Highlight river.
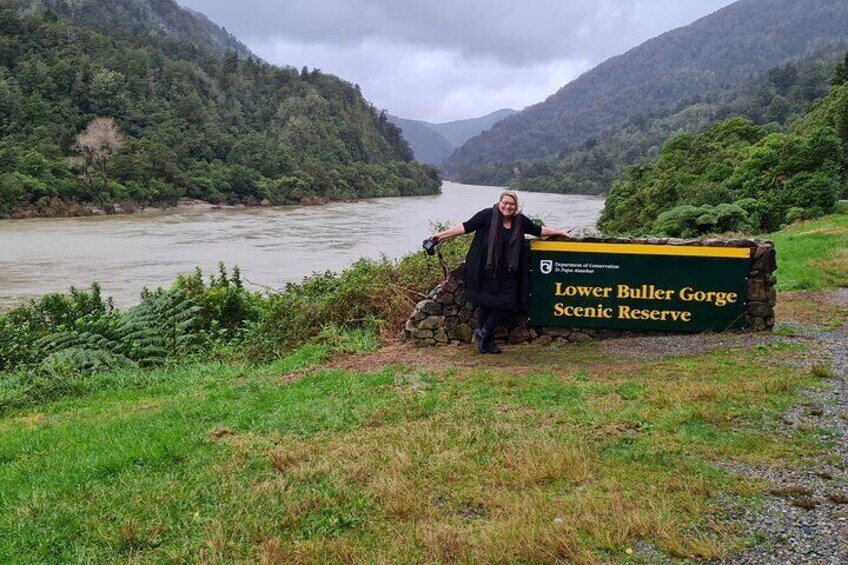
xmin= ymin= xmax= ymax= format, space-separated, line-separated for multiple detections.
xmin=0 ymin=182 xmax=605 ymax=310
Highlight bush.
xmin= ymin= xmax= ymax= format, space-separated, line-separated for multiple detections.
xmin=242 ymin=232 xmax=469 ymax=362
xmin=0 ymin=265 xmax=264 ymax=376
xmin=653 ymin=201 xmax=755 ymax=237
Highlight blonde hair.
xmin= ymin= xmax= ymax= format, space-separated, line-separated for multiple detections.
xmin=498 ymin=190 xmax=519 ymax=210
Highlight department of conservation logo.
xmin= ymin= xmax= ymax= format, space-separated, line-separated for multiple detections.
xmin=539 ymin=260 xmax=553 ymax=275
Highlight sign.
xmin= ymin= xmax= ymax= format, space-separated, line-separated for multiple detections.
xmin=528 ymin=241 xmax=751 ymax=332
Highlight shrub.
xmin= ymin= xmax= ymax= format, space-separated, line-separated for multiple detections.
xmin=242 ymin=232 xmax=469 ymax=362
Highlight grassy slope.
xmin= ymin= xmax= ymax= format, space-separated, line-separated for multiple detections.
xmin=770 ymin=205 xmax=848 ymax=291
xmin=1 ymin=212 xmax=846 ymax=563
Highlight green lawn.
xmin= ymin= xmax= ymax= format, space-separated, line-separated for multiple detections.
xmin=770 ymin=206 xmax=848 ymax=291
xmin=0 ymin=341 xmax=824 ymax=563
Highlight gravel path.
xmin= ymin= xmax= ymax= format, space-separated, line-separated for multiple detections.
xmin=711 ymin=291 xmax=848 ymax=565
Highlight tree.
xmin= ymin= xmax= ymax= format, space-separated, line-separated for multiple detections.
xmin=71 ymin=117 xmax=123 ymax=196
xmin=831 ymin=52 xmax=848 ymax=86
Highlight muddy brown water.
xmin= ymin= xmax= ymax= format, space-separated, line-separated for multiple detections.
xmin=0 ymin=182 xmax=604 ymax=310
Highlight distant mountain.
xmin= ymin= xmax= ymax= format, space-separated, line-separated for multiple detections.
xmin=388 ymin=109 xmax=517 ymax=166
xmin=386 ymin=116 xmax=455 ymax=166
xmin=431 ymin=109 xmax=518 ymax=148
xmin=444 ymin=0 xmax=848 ymax=186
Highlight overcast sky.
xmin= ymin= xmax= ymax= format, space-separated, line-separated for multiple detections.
xmin=178 ymin=0 xmax=736 ymax=123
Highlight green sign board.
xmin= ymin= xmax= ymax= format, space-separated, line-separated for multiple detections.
xmin=528 ymin=241 xmax=751 ymax=332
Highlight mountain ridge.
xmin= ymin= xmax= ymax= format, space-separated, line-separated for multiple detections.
xmin=444 ymin=0 xmax=848 ymax=184
xmin=12 ymin=0 xmax=255 ymax=59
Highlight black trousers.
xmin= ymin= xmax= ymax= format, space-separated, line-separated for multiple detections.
xmin=477 ymin=306 xmax=512 ymax=332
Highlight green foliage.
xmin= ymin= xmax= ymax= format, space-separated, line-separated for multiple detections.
xmin=0 ymin=3 xmax=439 ymax=217
xmin=653 ymin=202 xmax=756 ymax=238
xmin=242 ymin=233 xmax=469 ymax=362
xmin=0 ymin=263 xmax=264 ymax=376
xmin=600 ymin=107 xmax=845 ymax=234
xmin=831 ymin=51 xmax=848 ymax=86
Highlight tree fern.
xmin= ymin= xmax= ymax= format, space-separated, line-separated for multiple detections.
xmin=122 ymin=289 xmax=203 ymax=362
xmin=31 ymin=288 xmax=205 ymax=374
xmin=36 ymin=330 xmax=133 ymax=374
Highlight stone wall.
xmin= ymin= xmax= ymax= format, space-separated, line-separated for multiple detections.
xmin=403 ymin=237 xmax=777 ymax=347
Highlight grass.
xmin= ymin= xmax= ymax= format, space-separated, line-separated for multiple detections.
xmin=0 ymin=341 xmax=824 ymax=563
xmin=1 ymin=208 xmax=846 ymax=563
xmin=770 ymin=207 xmax=848 ymax=291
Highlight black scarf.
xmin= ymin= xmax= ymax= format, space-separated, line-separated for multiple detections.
xmin=485 ymin=204 xmax=523 ymax=274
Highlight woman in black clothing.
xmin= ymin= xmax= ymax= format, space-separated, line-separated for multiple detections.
xmin=431 ymin=191 xmax=571 ymax=354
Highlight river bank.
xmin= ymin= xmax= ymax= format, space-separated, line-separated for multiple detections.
xmin=1 ymin=193 xmax=376 ymax=221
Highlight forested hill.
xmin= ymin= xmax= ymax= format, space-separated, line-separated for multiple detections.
xmin=501 ymin=47 xmax=845 ymax=195
xmin=11 ymin=0 xmax=254 ymax=59
xmin=598 ymin=52 xmax=848 ymax=237
xmin=443 ymin=0 xmax=848 ymax=185
xmin=0 ymin=1 xmax=440 ymax=218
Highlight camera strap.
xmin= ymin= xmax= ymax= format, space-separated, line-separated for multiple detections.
xmin=436 ymin=247 xmax=448 ymax=283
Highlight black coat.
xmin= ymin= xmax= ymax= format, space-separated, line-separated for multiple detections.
xmin=462 ymin=208 xmax=542 ymax=311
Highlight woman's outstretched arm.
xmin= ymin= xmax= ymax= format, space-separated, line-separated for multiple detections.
xmin=432 ymin=223 xmax=466 ymax=242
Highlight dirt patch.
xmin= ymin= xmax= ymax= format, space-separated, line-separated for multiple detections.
xmin=327 ymin=333 xmax=774 ymax=375
xmin=9 ymin=412 xmax=48 ymax=428
xmin=325 ymin=290 xmax=847 ymax=374
xmin=776 ymin=289 xmax=848 ymax=329
xmin=327 ymin=341 xmax=479 ymax=373
xmin=595 ymin=331 xmax=779 ymax=363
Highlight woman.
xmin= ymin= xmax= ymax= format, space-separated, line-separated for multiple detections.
xmin=432 ymin=191 xmax=571 ymax=354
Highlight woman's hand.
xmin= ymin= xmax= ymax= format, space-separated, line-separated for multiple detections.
xmin=541 ymin=226 xmax=573 ymax=238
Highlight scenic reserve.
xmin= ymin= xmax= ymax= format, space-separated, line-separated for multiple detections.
xmin=1 ymin=0 xmax=848 ymax=563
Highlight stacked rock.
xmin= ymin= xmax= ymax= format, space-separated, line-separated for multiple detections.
xmin=403 ymin=237 xmax=777 ymax=347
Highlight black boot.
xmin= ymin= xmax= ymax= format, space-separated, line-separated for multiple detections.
xmin=483 ymin=331 xmax=502 ymax=354
xmin=474 ymin=328 xmax=488 ymax=354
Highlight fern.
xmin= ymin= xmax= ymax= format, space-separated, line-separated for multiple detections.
xmin=122 ymin=289 xmax=203 ymax=362
xmin=36 ymin=330 xmax=133 ymax=374
xmin=41 ymin=346 xmax=134 ymax=374
xmin=30 ymin=288 xmax=205 ymax=374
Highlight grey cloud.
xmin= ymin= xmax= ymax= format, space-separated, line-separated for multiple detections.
xmin=181 ymin=0 xmax=735 ymax=65
xmin=177 ymin=0 xmax=737 ymax=121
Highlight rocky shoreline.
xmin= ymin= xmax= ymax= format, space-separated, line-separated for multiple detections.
xmin=1 ymin=195 xmax=345 ymax=220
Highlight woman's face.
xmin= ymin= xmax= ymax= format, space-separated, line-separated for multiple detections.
xmin=498 ymin=195 xmax=517 ymax=217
